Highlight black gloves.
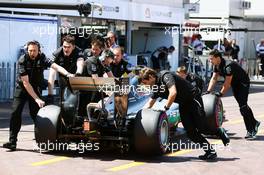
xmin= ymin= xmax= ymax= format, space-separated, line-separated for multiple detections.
xmin=202 ymin=91 xmax=223 ymax=97
xmin=202 ymin=91 xmax=211 ymax=95
xmin=46 ymin=94 xmax=54 ymax=104
xmin=215 ymin=91 xmax=223 ymax=97
xmin=75 ymin=73 xmax=82 ymax=77
xmin=164 ymin=105 xmax=170 ymax=111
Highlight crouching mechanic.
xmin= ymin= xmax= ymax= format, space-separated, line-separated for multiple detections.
xmin=176 ymin=66 xmax=230 ymax=146
xmin=3 ymin=41 xmax=77 ymax=151
xmin=139 ymin=68 xmax=217 ymax=160
xmin=176 ymin=66 xmax=204 ymax=105
xmin=207 ymin=49 xmax=260 ymax=139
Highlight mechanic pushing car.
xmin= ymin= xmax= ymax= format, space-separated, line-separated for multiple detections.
xmin=3 ymin=40 xmax=80 ymax=151
xmin=206 ymin=49 xmax=260 ymax=139
xmin=139 ymin=68 xmax=217 ymax=160
xmin=83 ymin=39 xmax=114 ymax=78
xmin=176 ymin=66 xmax=204 ymax=106
xmin=48 ymin=35 xmax=84 ymax=101
xmin=176 ymin=66 xmax=230 ymax=146
xmin=110 ymin=46 xmax=131 ymax=77
xmin=78 ymin=39 xmax=114 ymax=117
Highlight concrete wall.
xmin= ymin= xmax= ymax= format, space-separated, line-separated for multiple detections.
xmin=26 ymin=0 xmax=183 ymax=8
xmin=190 ymin=0 xmax=244 ymax=18
xmin=190 ymin=0 xmax=229 ymax=18
xmin=132 ymin=0 xmax=183 ymax=8
xmin=244 ymin=20 xmax=264 ymax=59
xmin=245 ymin=0 xmax=264 ymax=17
xmin=229 ymin=0 xmax=244 ymax=17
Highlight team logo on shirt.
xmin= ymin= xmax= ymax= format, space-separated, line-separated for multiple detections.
xmin=225 ymin=66 xmax=232 ymax=74
xmin=91 ymin=64 xmax=97 ymax=72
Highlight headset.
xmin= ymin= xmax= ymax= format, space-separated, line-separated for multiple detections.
xmin=26 ymin=40 xmax=41 ymax=53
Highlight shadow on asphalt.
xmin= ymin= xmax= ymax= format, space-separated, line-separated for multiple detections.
xmin=0 ymin=116 xmax=34 ymax=129
xmin=227 ymin=132 xmax=244 ymax=140
xmin=0 ymin=101 xmax=35 ymax=129
xmin=246 ymin=135 xmax=264 ymax=141
xmin=46 ymin=149 xmax=240 ymax=163
xmin=204 ymin=132 xmax=243 ymax=141
xmin=0 ymin=144 xmax=240 ymax=163
xmin=0 ymin=135 xmax=241 ymax=164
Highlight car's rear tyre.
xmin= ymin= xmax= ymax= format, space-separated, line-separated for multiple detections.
xmin=133 ymin=109 xmax=169 ymax=155
xmin=35 ymin=105 xmax=61 ymax=150
xmin=200 ymin=93 xmax=223 ymax=135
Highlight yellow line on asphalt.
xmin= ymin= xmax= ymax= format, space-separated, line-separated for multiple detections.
xmin=106 ymin=114 xmax=264 ymax=172
xmin=30 ymin=115 xmax=264 ymax=168
xmin=227 ymin=119 xmax=244 ymax=125
xmin=107 ymin=140 xmax=223 ymax=172
xmin=211 ymin=140 xmax=223 ymax=144
xmin=166 ymin=149 xmax=193 ymax=157
xmin=31 ymin=156 xmax=70 ymax=166
xmin=107 ymin=121 xmax=264 ymax=172
xmin=106 ymin=127 xmax=264 ymax=172
xmin=166 ymin=140 xmax=222 ymax=157
xmin=226 ymin=115 xmax=264 ymax=125
xmin=107 ymin=162 xmax=145 ymax=172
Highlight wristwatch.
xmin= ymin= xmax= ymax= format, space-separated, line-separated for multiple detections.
xmin=164 ymin=105 xmax=170 ymax=111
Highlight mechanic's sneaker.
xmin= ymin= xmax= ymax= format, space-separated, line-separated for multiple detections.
xmin=199 ymin=151 xmax=217 ymax=160
xmin=253 ymin=121 xmax=261 ymax=137
xmin=3 ymin=142 xmax=16 ymax=151
xmin=245 ymin=131 xmax=256 ymax=140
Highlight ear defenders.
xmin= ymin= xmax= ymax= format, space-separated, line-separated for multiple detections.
xmin=26 ymin=40 xmax=41 ymax=53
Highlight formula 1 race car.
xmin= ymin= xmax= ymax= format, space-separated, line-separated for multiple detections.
xmin=35 ymin=76 xmax=224 ymax=155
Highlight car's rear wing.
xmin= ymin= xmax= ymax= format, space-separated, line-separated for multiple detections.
xmin=69 ymin=77 xmax=114 ymax=91
xmin=68 ymin=77 xmax=129 ymax=92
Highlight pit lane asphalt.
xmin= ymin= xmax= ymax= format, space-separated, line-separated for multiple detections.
xmin=0 ymin=84 xmax=264 ymax=175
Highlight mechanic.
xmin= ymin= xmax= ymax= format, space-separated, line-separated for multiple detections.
xmin=139 ymin=68 xmax=217 ymax=160
xmin=78 ymin=39 xmax=114 ymax=117
xmin=176 ymin=66 xmax=204 ymax=103
xmin=176 ymin=66 xmax=230 ymax=146
xmin=83 ymin=39 xmax=113 ymax=78
xmin=207 ymin=49 xmax=260 ymax=139
xmin=48 ymin=35 xmax=84 ymax=100
xmin=150 ymin=46 xmax=167 ymax=72
xmin=110 ymin=47 xmax=131 ymax=77
xmin=3 ymin=41 xmax=76 ymax=151
xmin=151 ymin=46 xmax=174 ymax=72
